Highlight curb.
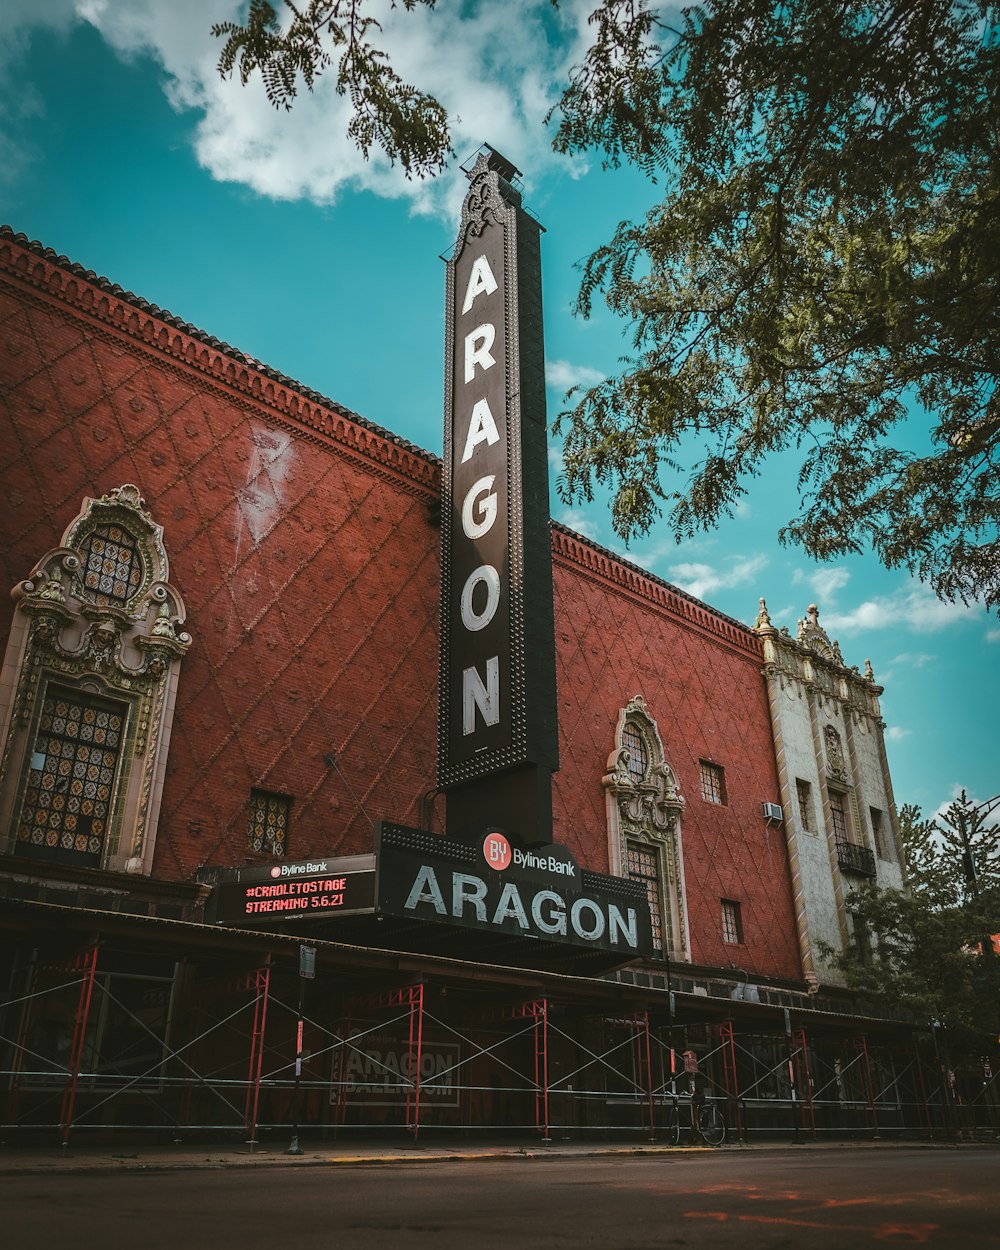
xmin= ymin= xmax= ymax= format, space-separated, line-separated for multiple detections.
xmin=0 ymin=1138 xmax=990 ymax=1178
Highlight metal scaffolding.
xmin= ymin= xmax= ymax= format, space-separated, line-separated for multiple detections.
xmin=0 ymin=908 xmax=970 ymax=1147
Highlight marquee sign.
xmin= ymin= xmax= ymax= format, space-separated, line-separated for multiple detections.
xmin=210 ymin=854 xmax=375 ymax=925
xmin=375 ymin=823 xmax=653 ymax=961
xmin=438 ymin=147 xmax=558 ymax=841
xmin=206 ymin=833 xmax=650 ymax=965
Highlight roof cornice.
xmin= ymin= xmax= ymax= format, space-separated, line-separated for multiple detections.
xmin=1 ymin=227 xmax=764 ymax=653
xmin=551 ymin=523 xmax=762 ymax=659
xmin=0 ymin=226 xmax=440 ymax=495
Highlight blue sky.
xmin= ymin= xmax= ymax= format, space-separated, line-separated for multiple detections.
xmin=2 ymin=1 xmax=996 ymax=823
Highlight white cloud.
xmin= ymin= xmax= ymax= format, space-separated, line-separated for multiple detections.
xmin=5 ymin=0 xmax=592 ymax=217
xmin=809 ymin=567 xmax=851 ymax=601
xmin=0 ymin=0 xmax=78 ymax=60
xmin=790 ymin=565 xmax=850 ymax=602
xmin=987 ymin=628 xmax=1000 ymax=644
xmin=877 ymin=650 xmax=936 ymax=683
xmin=557 ymin=506 xmax=601 ymax=541
xmin=0 ymin=0 xmax=80 ymax=186
xmin=884 ymin=726 xmax=912 ymax=743
xmin=823 ymin=585 xmax=983 ymax=636
xmin=889 ymin=651 xmax=935 ymax=669
xmin=668 ymin=553 xmax=768 ymax=602
xmin=930 ymin=786 xmax=1000 ymax=825
xmin=546 ymin=359 xmax=605 ymax=394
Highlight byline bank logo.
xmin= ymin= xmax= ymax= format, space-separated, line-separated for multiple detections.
xmin=483 ymin=831 xmax=512 ymax=871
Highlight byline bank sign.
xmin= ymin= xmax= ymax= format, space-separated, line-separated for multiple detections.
xmin=376 ymin=823 xmax=653 ymax=959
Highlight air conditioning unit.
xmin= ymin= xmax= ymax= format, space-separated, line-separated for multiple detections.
xmin=761 ymin=802 xmax=784 ymax=823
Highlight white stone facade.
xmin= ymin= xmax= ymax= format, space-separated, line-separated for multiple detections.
xmin=754 ymin=600 xmax=905 ymax=988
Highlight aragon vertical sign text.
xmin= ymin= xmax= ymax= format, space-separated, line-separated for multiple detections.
xmin=438 ymin=148 xmax=559 ymax=840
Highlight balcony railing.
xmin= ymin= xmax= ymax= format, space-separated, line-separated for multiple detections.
xmin=835 ymin=838 xmax=876 ymax=877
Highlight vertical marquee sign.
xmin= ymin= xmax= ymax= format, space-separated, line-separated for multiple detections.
xmin=439 ymin=147 xmax=559 ymax=845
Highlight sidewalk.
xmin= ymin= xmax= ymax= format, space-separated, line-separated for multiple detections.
xmin=0 ymin=1135 xmax=989 ymax=1176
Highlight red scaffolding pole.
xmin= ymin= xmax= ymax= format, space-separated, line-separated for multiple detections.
xmin=532 ymin=999 xmax=549 ymax=1141
xmin=243 ymin=963 xmax=272 ymax=1144
xmin=59 ymin=945 xmax=99 ymax=1148
xmin=342 ymin=982 xmax=427 ymax=1140
xmin=632 ymin=1012 xmax=655 ymax=1142
xmin=856 ymin=1034 xmax=880 ymax=1140
xmin=466 ymin=997 xmax=549 ymax=1137
xmin=792 ymin=1027 xmax=816 ymax=1138
xmin=406 ymin=983 xmax=424 ymax=1142
xmin=717 ymin=1021 xmax=744 ymax=1141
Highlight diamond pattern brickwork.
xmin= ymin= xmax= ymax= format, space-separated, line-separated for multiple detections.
xmin=551 ymin=561 xmax=802 ymax=982
xmin=1 ymin=235 xmax=802 ymax=986
xmin=0 ymin=275 xmax=441 ymax=881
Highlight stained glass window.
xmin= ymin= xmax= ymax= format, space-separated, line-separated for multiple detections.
xmin=247 ymin=790 xmax=290 ymax=857
xmin=80 ymin=524 xmax=144 ymax=606
xmin=626 ymin=840 xmax=664 ymax=952
xmin=17 ymin=687 xmax=125 ymax=864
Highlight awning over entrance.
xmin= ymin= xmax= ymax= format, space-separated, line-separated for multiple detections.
xmin=203 ymin=823 xmax=655 ymax=976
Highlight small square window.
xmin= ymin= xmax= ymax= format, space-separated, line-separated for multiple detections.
xmin=721 ymin=899 xmax=744 ymax=944
xmin=796 ymin=778 xmax=814 ymax=832
xmin=700 ymin=761 xmax=726 ymax=805
xmin=247 ymin=790 xmax=291 ymax=858
xmin=870 ymin=807 xmax=888 ymax=859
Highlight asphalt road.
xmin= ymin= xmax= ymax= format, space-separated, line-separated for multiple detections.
xmin=4 ymin=1148 xmax=997 ymax=1250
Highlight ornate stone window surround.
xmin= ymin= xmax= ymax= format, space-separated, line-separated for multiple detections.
xmin=823 ymin=724 xmax=869 ymax=851
xmin=0 ymin=485 xmax=190 ymax=874
xmin=603 ymin=694 xmax=690 ymax=961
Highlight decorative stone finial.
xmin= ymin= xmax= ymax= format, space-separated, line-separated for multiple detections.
xmin=864 ymin=658 xmax=875 ymax=682
xmin=754 ymin=597 xmax=772 ymax=630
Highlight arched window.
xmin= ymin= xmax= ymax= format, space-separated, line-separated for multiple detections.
xmin=603 ymin=695 xmax=689 ymax=960
xmin=0 ymin=485 xmax=190 ymax=873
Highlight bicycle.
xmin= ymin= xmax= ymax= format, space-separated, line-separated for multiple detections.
xmin=665 ymin=1094 xmax=726 ymax=1146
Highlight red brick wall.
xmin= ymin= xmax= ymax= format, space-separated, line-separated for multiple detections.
xmin=0 ymin=253 xmax=442 ymax=881
xmin=0 ymin=233 xmax=800 ymax=981
xmin=551 ymin=540 xmax=801 ymax=981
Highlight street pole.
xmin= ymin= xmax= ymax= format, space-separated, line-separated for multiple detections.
xmin=957 ymin=796 xmax=979 ymax=899
xmin=288 ymin=944 xmax=315 ymax=1155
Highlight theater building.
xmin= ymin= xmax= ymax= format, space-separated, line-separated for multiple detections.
xmin=0 ymin=154 xmax=934 ymax=1147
